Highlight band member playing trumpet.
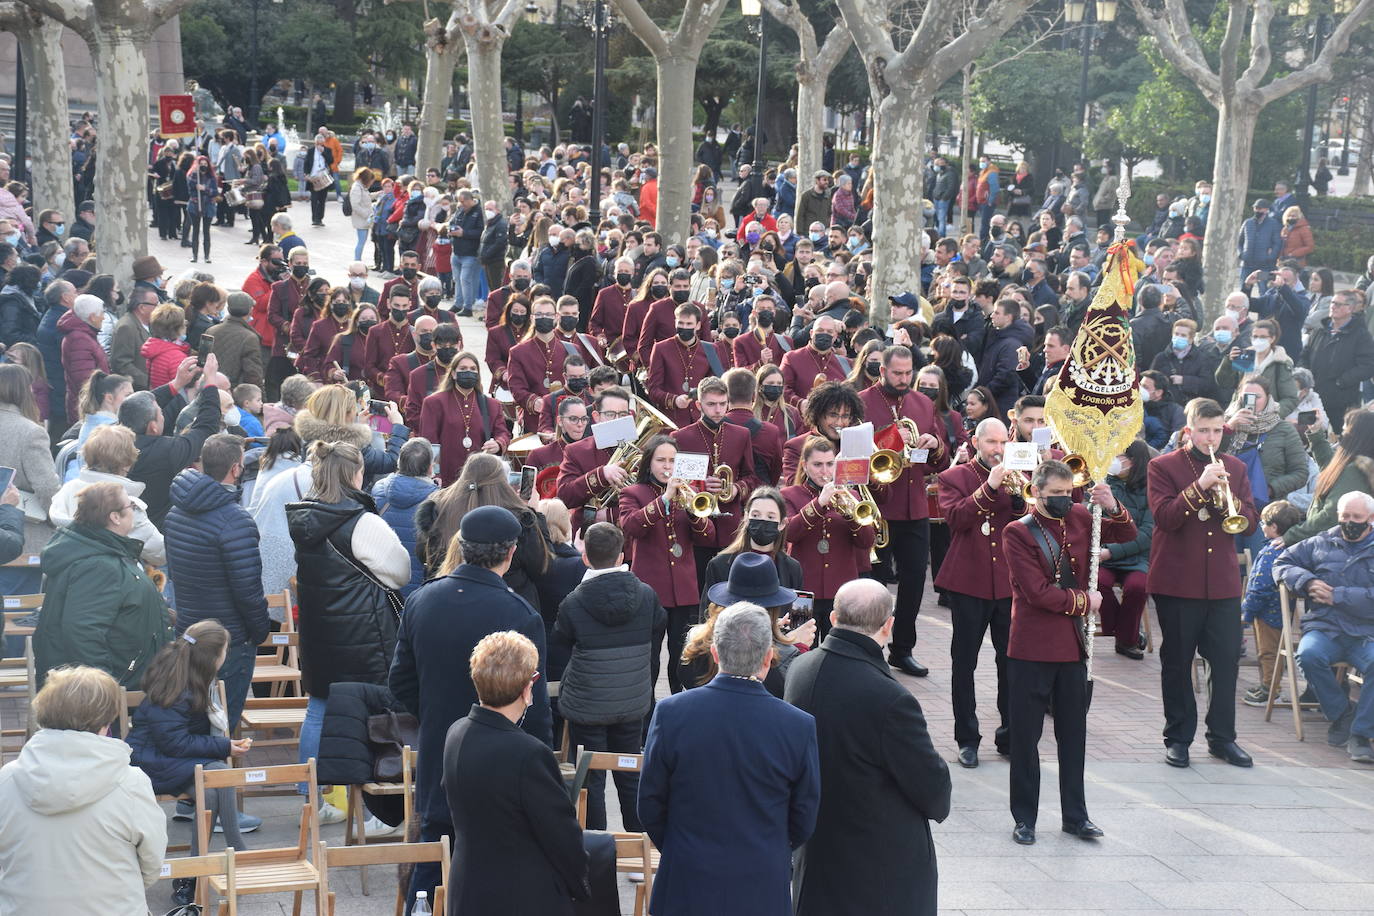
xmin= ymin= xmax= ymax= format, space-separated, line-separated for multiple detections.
xmin=1004 ymin=461 xmax=1136 ymax=845
xmin=935 ymin=418 xmax=1020 ymax=768
xmin=781 ymin=382 xmax=865 ymax=483
xmin=671 ymin=377 xmax=760 ymax=586
xmin=526 ymin=396 xmax=589 ymax=475
xmin=619 ymin=435 xmax=715 ymax=694
xmin=648 ymin=303 xmax=713 ymax=427
xmin=859 ymin=345 xmax=950 ymax=678
xmin=782 ymin=437 xmax=876 ymax=640
xmin=556 ymin=386 xmax=635 ymax=525
xmin=780 ymin=316 xmax=850 ymax=409
xmin=417 ymin=351 xmax=510 ymax=485
xmin=1148 ymin=397 xmax=1259 ymax=770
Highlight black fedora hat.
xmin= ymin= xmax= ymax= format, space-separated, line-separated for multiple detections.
xmin=707 ymin=552 xmax=796 ymax=609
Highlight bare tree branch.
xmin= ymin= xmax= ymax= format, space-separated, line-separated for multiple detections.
xmin=1214 ymin=0 xmax=1246 ymax=92
xmin=1237 ymin=0 xmax=1275 ymax=92
xmin=1130 ymin=0 xmax=1220 ymax=102
xmin=974 ymin=11 xmax=1064 ymax=73
xmin=608 ymin=0 xmax=670 ymax=57
xmin=814 ymin=12 xmax=852 ymax=74
xmin=13 ymin=0 xmax=94 ymax=37
xmin=1258 ymin=0 xmax=1374 ymax=103
xmin=834 ymin=0 xmax=896 ymax=63
xmin=761 ymin=0 xmax=817 ymax=60
xmin=926 ymin=0 xmax=1036 ymax=86
xmin=891 ymin=0 xmax=955 ymax=79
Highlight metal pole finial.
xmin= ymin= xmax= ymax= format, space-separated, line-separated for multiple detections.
xmin=1112 ymin=171 xmax=1131 ymax=243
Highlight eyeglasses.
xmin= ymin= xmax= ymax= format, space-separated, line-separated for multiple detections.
xmin=116 ymin=503 xmax=134 ymax=513
xmin=530 ymin=671 xmax=541 ymax=685
xmin=564 ymin=415 xmax=590 ymax=424
xmin=598 ymin=410 xmax=632 ymax=420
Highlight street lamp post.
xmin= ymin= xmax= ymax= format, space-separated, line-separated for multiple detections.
xmin=1291 ymin=0 xmax=1342 ymax=198
xmin=1064 ymin=0 xmax=1117 ymax=164
xmin=588 ymin=0 xmax=609 ymax=223
xmin=248 ymin=0 xmax=260 ymax=127
xmin=14 ymin=54 xmax=26 ymax=185
xmin=741 ymin=0 xmax=766 ymax=174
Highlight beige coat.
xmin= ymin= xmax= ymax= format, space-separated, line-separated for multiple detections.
xmin=0 ymin=403 xmax=61 ymax=553
xmin=108 ymin=313 xmax=150 ymax=391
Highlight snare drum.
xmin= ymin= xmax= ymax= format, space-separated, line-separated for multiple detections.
xmin=224 ymin=185 xmax=246 ymax=208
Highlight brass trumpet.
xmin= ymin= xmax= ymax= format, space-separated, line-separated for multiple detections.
xmin=870 ymin=418 xmax=923 ymax=484
xmin=676 ymin=482 xmax=718 ymax=518
xmin=1206 ymin=446 xmax=1249 ymax=535
xmin=1063 ymin=453 xmax=1093 ymax=488
xmin=833 ymin=487 xmax=878 ymax=525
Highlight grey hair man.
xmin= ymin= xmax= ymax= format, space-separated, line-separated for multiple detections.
xmin=785 ymin=579 xmax=951 ymax=916
xmin=639 ymin=601 xmax=820 ymax=915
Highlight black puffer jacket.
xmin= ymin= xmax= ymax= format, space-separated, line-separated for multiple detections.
xmin=551 ymin=569 xmax=665 ymax=726
xmin=286 ymin=493 xmax=399 ymax=699
xmin=318 ymin=681 xmax=408 ymax=826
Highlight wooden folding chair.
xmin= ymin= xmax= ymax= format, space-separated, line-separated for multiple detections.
xmin=161 ymin=849 xmax=239 ymax=916
xmin=0 ymin=638 xmax=36 ymax=753
xmin=194 ymin=759 xmax=324 ymax=915
xmin=318 ymin=835 xmax=450 ymax=916
xmin=345 ymin=745 xmax=416 ymax=894
xmin=1265 ymin=585 xmax=1321 ymax=740
xmin=1 ymin=593 xmax=42 ymax=635
xmin=254 ymin=592 xmax=302 ymax=697
xmin=1 ymin=554 xmax=40 ymax=569
xmin=610 ymin=831 xmax=659 ymax=916
xmin=238 ymin=695 xmax=308 ymax=750
xmin=570 ymin=750 xmax=642 ymax=830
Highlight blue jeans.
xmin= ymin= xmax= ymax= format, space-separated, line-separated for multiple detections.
xmin=978 ymin=204 xmax=997 ymax=242
xmin=1297 ymin=629 xmax=1374 ymax=739
xmin=297 ymin=695 xmax=329 ymax=796
xmin=218 ymin=642 xmax=258 ymax=736
xmin=354 ymin=228 xmax=368 ymax=261
xmin=452 ymin=254 xmax=480 ymax=310
xmin=935 ymin=199 xmax=951 ymax=236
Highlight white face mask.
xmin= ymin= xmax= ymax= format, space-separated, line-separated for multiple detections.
xmin=1108 ymin=457 xmax=1125 ymax=477
xmin=223 ymin=406 xmax=242 ymax=427
xmin=1226 ymin=309 xmax=1245 ymax=323
xmin=1252 ymin=337 xmax=1272 ymax=353
xmin=349 ymin=276 xmax=366 ymax=290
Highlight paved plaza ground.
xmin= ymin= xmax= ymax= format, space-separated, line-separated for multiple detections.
xmin=1 ymin=210 xmax=1369 ymax=915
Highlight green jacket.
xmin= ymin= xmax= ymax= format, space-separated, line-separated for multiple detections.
xmin=1103 ymin=476 xmax=1152 ymax=573
xmin=35 ymin=523 xmax=171 ymax=688
xmin=1283 ymin=437 xmax=1374 ymax=546
xmin=1214 ymin=347 xmax=1299 ymax=418
xmin=1234 ymin=418 xmax=1309 ymax=503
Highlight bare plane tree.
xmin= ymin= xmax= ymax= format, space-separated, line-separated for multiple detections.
xmin=0 ymin=3 xmax=73 ymax=215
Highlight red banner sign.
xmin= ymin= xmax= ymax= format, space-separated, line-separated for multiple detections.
xmin=158 ymin=95 xmax=196 ymax=138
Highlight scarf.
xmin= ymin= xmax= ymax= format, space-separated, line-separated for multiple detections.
xmin=1230 ymin=401 xmax=1281 ymax=452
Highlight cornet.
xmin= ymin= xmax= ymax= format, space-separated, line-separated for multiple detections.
xmin=676 ymin=482 xmax=718 ymax=519
xmin=1206 ymin=446 xmax=1249 ymax=534
xmin=870 ymin=418 xmax=923 ymax=484
xmin=1062 ymin=453 xmax=1093 ymax=488
xmin=832 ymin=487 xmax=878 ymax=525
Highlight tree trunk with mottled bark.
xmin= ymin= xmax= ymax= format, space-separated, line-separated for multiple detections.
xmin=1202 ymin=98 xmax=1258 ymax=311
xmin=418 ymin=15 xmax=462 ymax=175
xmin=868 ymin=87 xmax=931 ymax=326
xmin=87 ymin=25 xmax=152 ymax=291
xmin=0 ymin=7 xmax=73 ymax=214
xmin=463 ymin=27 xmax=508 ymax=211
xmin=654 ymin=55 xmax=697 ymax=244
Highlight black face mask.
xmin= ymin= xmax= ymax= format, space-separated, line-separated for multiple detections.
xmin=813 ymin=333 xmax=833 ymax=351
xmin=671 ymin=289 xmax=691 ymax=304
xmin=616 ymin=272 xmax=633 ymax=287
xmin=865 ymin=361 xmax=881 ymax=377
xmin=291 ymin=264 xmax=310 ymax=279
xmin=755 ymin=310 xmax=774 ymax=328
xmin=436 ymin=346 xmax=458 ymax=364
xmin=401 ymin=267 xmax=418 ymax=281
xmin=357 ymin=320 xmax=378 ymax=334
xmin=509 ymin=312 xmax=528 ymax=326
xmin=534 ymin=316 xmax=556 ymax=334
xmin=418 ymin=333 xmax=434 ymax=350
xmin=761 ymin=384 xmax=784 ymax=401
xmin=917 ymin=386 xmax=940 ymax=401
xmin=702 ymin=414 xmax=722 ymax=430
xmin=676 ymin=327 xmax=696 ymax=343
xmin=453 ymin=370 xmax=480 ymax=390
xmin=747 ymin=518 xmax=779 ymax=545
xmin=424 ymin=296 xmax=441 ymax=309
xmin=804 ymin=276 xmax=820 ymax=290
xmin=389 ymin=308 xmax=408 ymax=323
xmin=512 ymin=277 xmax=532 ymax=292
xmin=1341 ymin=520 xmax=1370 ymax=541
xmin=330 ymin=303 xmax=350 ymax=318
xmin=649 ymin=284 xmax=669 ymax=300
xmin=566 ymin=376 xmax=588 ymax=393
xmin=723 ymin=326 xmax=741 ymax=339
xmin=1041 ymin=495 xmax=1073 ymax=519
xmin=559 ymin=315 xmax=578 ymax=332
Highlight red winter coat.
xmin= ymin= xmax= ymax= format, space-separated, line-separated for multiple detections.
xmin=58 ymin=308 xmax=109 ymax=420
xmin=141 ymin=336 xmax=191 ymax=390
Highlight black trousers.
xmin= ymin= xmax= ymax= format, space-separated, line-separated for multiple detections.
xmin=309 ymin=183 xmax=329 ymax=224
xmin=1008 ymin=657 xmax=1088 ymax=829
xmin=567 ymin=717 xmax=644 ymax=831
xmin=879 ymin=518 xmax=930 ymax=657
xmin=187 ymin=212 xmax=212 ymax=258
xmin=949 ymin=591 xmax=1012 ymax=751
xmin=1154 ymin=595 xmax=1241 ymax=746
xmin=248 ymin=206 xmax=270 ymax=243
xmin=651 ymin=604 xmax=697 ymax=695
xmin=264 ymin=352 xmax=294 ymax=402
xmin=929 ymin=521 xmax=951 ymax=590
xmin=811 ymin=597 xmax=835 ymax=644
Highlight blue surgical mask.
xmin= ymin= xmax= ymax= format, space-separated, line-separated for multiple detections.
xmin=809 ymin=231 xmax=823 ymax=243
xmin=847 ymin=237 xmax=861 ymax=250
xmin=1172 ymin=335 xmax=1189 ymax=351
xmin=1200 ymin=194 xmax=1211 ymax=204
xmin=1144 ymin=253 xmax=1155 ymax=266
xmin=720 ymin=278 xmax=735 ymax=291
xmin=53 ymin=224 xmax=65 ymax=237
xmin=1214 ymin=329 xmax=1233 ymax=346
xmin=4 ymin=233 xmax=18 ymax=246
xmin=410 ymin=190 xmax=421 ymax=199
xmin=362 ymin=142 xmax=376 ymax=151
xmin=665 ymin=256 xmax=680 ymax=268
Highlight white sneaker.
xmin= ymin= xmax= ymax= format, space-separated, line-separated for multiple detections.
xmin=318 ymin=802 xmax=347 ymax=825
xmin=627 ymin=872 xmax=644 ymax=883
xmin=363 ymin=815 xmax=399 ymax=839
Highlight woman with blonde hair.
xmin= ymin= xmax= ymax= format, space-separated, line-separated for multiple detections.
xmin=140 ymin=303 xmax=190 ymax=390
xmin=418 ymin=350 xmax=511 ymax=484
xmin=523 ymin=213 xmax=553 ymax=263
xmin=349 ymin=166 xmax=377 ymax=260
xmin=1280 ymin=205 xmax=1315 ymax=265
xmin=415 ymin=452 xmax=550 ymax=609
xmin=286 ymin=440 xmax=409 ymax=811
xmin=534 ymin=497 xmax=589 ymax=636
xmin=0 ymin=666 xmax=167 ymax=915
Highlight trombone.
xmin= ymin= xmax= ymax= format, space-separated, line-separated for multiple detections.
xmin=1206 ymin=446 xmax=1249 ymax=534
xmin=870 ymin=418 xmax=922 ymax=484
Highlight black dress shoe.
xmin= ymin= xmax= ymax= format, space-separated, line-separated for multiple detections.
xmin=888 ymin=654 xmax=929 ymax=677
xmin=1115 ymin=644 xmax=1145 ymax=660
xmin=171 ymin=877 xmax=195 ymax=906
xmin=1012 ymin=822 xmax=1036 ymax=845
xmin=1165 ymin=743 xmax=1190 ymax=768
xmin=1062 ymin=819 xmax=1104 ymax=839
xmin=957 ymin=746 xmax=978 ymax=768
xmin=1208 ymin=740 xmax=1254 ymax=767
